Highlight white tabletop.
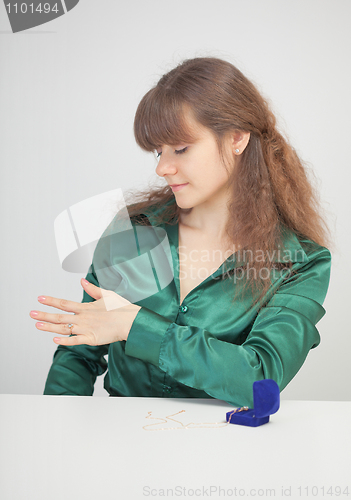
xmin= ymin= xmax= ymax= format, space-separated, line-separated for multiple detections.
xmin=0 ymin=395 xmax=350 ymax=500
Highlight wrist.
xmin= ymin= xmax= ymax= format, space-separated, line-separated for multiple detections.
xmin=123 ymin=305 xmax=142 ymax=341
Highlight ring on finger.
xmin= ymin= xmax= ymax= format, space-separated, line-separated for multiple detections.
xmin=66 ymin=323 xmax=74 ymax=335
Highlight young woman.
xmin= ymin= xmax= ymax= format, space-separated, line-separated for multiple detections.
xmin=32 ymin=57 xmax=331 ymax=407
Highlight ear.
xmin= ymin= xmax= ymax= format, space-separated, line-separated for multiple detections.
xmin=231 ymin=130 xmax=251 ymax=155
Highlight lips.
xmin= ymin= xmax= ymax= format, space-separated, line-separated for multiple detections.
xmin=170 ymin=183 xmax=188 ymax=192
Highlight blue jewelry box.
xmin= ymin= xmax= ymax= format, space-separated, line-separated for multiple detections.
xmin=226 ymin=379 xmax=280 ymax=427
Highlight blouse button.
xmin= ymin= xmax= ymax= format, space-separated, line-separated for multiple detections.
xmin=179 ymin=305 xmax=188 ymax=313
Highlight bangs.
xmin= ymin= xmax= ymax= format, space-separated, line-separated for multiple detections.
xmin=133 ymin=87 xmax=197 ymax=151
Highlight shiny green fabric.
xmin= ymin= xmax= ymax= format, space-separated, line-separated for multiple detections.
xmin=44 ymin=198 xmax=331 ymax=407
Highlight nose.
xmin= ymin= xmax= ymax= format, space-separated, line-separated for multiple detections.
xmin=155 ymin=152 xmax=178 ymax=179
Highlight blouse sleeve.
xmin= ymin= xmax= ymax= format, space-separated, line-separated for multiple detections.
xmin=43 ymin=260 xmax=109 ymax=396
xmin=125 ymin=246 xmax=331 ymax=407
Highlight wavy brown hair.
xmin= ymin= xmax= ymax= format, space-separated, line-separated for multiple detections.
xmin=123 ymin=57 xmax=330 ymax=305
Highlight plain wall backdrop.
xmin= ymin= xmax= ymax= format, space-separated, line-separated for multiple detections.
xmin=0 ymin=0 xmax=350 ymax=400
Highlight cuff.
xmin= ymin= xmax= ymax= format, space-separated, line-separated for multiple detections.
xmin=125 ymin=307 xmax=172 ymax=366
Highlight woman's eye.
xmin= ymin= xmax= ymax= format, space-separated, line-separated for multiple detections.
xmin=155 ymin=147 xmax=188 ymax=158
xmin=175 ymin=147 xmax=188 ymax=155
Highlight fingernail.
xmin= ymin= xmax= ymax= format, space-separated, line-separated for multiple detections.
xmin=37 ymin=322 xmax=44 ymax=327
xmin=54 ymin=337 xmax=61 ymax=343
xmin=30 ymin=311 xmax=38 ymax=316
xmin=82 ymin=279 xmax=89 ymax=285
xmin=38 ymin=296 xmax=46 ymax=302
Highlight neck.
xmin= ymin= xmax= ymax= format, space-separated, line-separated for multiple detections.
xmin=179 ymin=199 xmax=231 ymax=243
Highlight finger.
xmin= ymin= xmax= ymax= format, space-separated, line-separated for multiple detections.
xmin=30 ymin=310 xmax=78 ymax=326
xmin=37 ymin=295 xmax=84 ymax=313
xmin=53 ymin=334 xmax=89 ymax=347
xmin=35 ymin=321 xmax=82 ymax=336
xmin=81 ymin=278 xmax=104 ymax=300
xmin=81 ymin=279 xmax=132 ymax=310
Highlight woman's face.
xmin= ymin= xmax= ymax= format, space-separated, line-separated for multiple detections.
xmin=155 ymin=110 xmax=235 ymax=211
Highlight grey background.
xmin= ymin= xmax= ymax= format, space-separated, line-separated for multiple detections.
xmin=0 ymin=0 xmax=350 ymax=400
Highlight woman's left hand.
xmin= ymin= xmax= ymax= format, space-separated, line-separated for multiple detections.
xmin=30 ymin=278 xmax=142 ymax=346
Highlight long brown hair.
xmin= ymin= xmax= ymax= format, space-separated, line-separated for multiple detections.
xmin=124 ymin=57 xmax=331 ymax=305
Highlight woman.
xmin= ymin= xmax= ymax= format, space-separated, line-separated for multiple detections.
xmin=32 ymin=57 xmax=331 ymax=407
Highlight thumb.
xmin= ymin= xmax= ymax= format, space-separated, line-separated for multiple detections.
xmin=81 ymin=278 xmax=103 ymax=299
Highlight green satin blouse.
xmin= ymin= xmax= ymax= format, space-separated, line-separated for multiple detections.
xmin=43 ymin=198 xmax=331 ymax=407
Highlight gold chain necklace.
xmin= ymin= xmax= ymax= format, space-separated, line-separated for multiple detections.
xmin=142 ymin=407 xmax=249 ymax=431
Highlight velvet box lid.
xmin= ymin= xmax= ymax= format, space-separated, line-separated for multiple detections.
xmin=226 ymin=379 xmax=280 ymax=427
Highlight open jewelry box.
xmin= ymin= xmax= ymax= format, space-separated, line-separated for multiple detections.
xmin=226 ymin=379 xmax=280 ymax=427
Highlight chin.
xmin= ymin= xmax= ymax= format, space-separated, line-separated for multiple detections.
xmin=175 ymin=199 xmax=194 ymax=210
